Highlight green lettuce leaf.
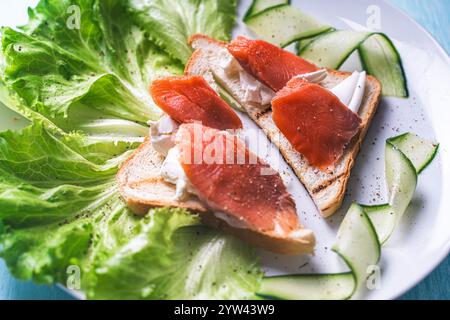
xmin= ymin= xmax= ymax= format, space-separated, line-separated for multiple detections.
xmin=129 ymin=0 xmax=238 ymax=63
xmin=0 ymin=121 xmax=261 ymax=299
xmin=87 ymin=218 xmax=261 ymax=300
xmin=0 ymin=0 xmax=260 ymax=300
xmin=1 ymin=0 xmax=183 ymax=137
xmin=0 ymin=120 xmax=130 ymax=282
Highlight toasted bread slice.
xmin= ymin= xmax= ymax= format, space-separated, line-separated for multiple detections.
xmin=116 ymin=137 xmax=208 ymax=214
xmin=186 ymin=34 xmax=382 ymax=217
xmin=117 ymin=138 xmax=315 ymax=254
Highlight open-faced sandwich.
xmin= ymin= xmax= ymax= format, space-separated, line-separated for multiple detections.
xmin=117 ymin=75 xmax=315 ymax=255
xmin=118 ymin=35 xmax=381 ymax=254
xmin=117 ymin=33 xmax=382 ymax=255
xmin=185 ymin=35 xmax=382 ymax=217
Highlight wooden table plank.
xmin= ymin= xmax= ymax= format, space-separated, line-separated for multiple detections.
xmin=0 ymin=261 xmax=74 ymax=300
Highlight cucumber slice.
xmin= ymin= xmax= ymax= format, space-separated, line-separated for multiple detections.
xmin=243 ymin=2 xmax=408 ymax=97
xmin=359 ymin=34 xmax=408 ymax=97
xmin=363 ymin=143 xmax=418 ymax=244
xmin=244 ymin=0 xmax=289 ymax=21
xmin=299 ymin=31 xmax=408 ymax=98
xmin=332 ymin=203 xmax=381 ymax=291
xmin=299 ymin=30 xmax=373 ymax=69
xmin=385 ymin=141 xmax=418 ymax=233
xmin=362 ymin=204 xmax=395 ymax=245
xmin=362 ymin=142 xmax=417 ymax=245
xmin=257 ymin=273 xmax=354 ymax=300
xmin=387 ymin=133 xmax=439 ymax=174
xmin=295 ymin=29 xmax=336 ymax=53
xmin=244 ymin=4 xmax=332 ymax=47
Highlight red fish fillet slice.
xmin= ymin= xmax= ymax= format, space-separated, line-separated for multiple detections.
xmin=150 ymin=75 xmax=242 ymax=130
xmin=272 ymin=77 xmax=362 ymax=170
xmin=227 ymin=36 xmax=318 ymax=92
xmin=175 ymin=123 xmax=301 ymax=235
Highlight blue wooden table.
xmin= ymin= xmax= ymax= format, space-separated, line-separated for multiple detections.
xmin=0 ymin=0 xmax=449 ymax=300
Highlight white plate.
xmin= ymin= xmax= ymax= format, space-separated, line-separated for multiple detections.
xmin=1 ymin=0 xmax=449 ymax=300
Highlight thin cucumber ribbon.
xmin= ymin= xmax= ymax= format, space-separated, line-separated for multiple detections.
xmin=244 ymin=0 xmax=289 ymax=21
xmin=257 ymin=133 xmax=438 ymax=300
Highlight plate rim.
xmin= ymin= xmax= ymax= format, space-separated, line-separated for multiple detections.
xmin=1 ymin=0 xmax=450 ymax=301
xmin=379 ymin=0 xmax=450 ymax=300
